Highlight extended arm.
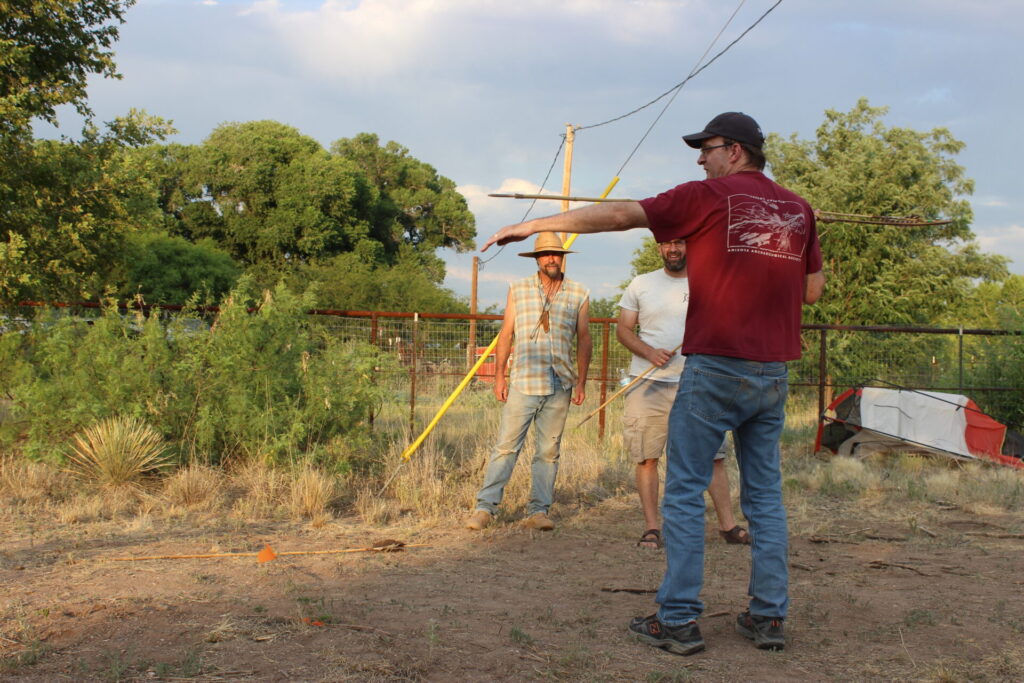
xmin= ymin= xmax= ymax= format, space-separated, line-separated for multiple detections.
xmin=493 ymin=289 xmax=516 ymax=402
xmin=572 ymin=299 xmax=592 ymax=406
xmin=482 ymin=202 xmax=649 ymax=251
xmin=616 ymin=307 xmax=674 ymax=368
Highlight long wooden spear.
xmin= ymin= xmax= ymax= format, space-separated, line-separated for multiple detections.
xmin=488 ymin=193 xmax=954 ymax=227
xmin=574 ymin=343 xmax=683 ymax=429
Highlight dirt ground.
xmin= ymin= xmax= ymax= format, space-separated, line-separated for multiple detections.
xmin=3 ymin=495 xmax=1024 ymax=682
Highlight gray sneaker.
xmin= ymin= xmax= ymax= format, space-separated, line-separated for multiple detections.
xmin=628 ymin=614 xmax=705 ymax=656
xmin=735 ymin=610 xmax=785 ymax=650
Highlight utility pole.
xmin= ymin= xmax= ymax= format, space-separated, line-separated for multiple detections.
xmin=560 ymin=123 xmax=576 ymax=270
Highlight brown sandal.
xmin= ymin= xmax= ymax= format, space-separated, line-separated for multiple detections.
xmin=720 ymin=526 xmax=751 ymax=545
xmin=637 ymin=529 xmax=663 ymax=549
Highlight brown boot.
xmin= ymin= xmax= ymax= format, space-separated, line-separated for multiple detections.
xmin=523 ymin=512 xmax=555 ymax=531
xmin=466 ymin=509 xmax=492 ymax=530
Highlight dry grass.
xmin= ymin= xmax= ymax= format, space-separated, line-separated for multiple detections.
xmin=353 ymin=485 xmax=400 ymax=525
xmin=390 ymin=448 xmax=458 ymax=519
xmin=162 ymin=464 xmax=225 ymax=510
xmin=0 ymin=457 xmax=68 ymax=504
xmin=54 ymin=488 xmax=139 ymax=524
xmin=288 ymin=466 xmax=338 ymax=520
xmin=65 ymin=416 xmax=171 ymax=490
xmin=3 ymin=385 xmax=1021 ymax=532
xmin=230 ymin=460 xmax=289 ymax=519
xmin=801 ymin=455 xmax=882 ymax=494
xmin=922 ymin=644 xmax=1024 ymax=681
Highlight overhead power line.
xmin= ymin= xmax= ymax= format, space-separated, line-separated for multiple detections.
xmin=496 ymin=0 xmax=783 ymax=243
xmin=578 ymin=0 xmax=783 ymax=134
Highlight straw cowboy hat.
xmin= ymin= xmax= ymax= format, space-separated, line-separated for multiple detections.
xmin=518 ymin=232 xmax=576 ymax=257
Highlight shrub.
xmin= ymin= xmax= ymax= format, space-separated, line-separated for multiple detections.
xmin=0 ymin=279 xmax=392 ymax=466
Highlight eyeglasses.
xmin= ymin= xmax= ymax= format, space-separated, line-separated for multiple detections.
xmin=699 ymin=142 xmax=735 ymax=154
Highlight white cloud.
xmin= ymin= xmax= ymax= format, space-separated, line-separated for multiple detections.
xmin=446 ymin=264 xmax=520 ymax=284
xmin=977 ymin=224 xmax=1024 ymax=250
xmin=975 ymin=223 xmax=1024 ymax=274
xmin=236 ymin=0 xmax=703 ymax=85
xmin=974 ymin=196 xmax=1008 ymax=208
xmin=914 ymin=87 xmax=952 ymax=105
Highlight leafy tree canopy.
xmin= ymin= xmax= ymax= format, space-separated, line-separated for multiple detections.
xmin=296 ymin=248 xmax=468 ymax=314
xmin=162 ymin=121 xmax=377 ymax=272
xmin=0 ymin=109 xmax=176 ymax=304
xmin=767 ymin=98 xmax=1007 ymax=326
xmin=0 ymin=0 xmax=134 ymax=135
xmin=588 ymin=296 xmax=621 ymax=320
xmin=331 ymin=133 xmax=476 ymax=254
xmin=158 ymin=124 xmax=476 ymax=289
xmin=629 ymin=238 xmax=664 ymax=280
xmin=119 ymin=233 xmax=240 ymax=305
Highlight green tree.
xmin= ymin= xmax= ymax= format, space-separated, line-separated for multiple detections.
xmin=297 ymin=250 xmax=467 ymax=313
xmin=960 ymin=275 xmax=1024 ymax=427
xmin=331 ymin=133 xmax=476 ymax=255
xmin=588 ymin=296 xmax=620 ymax=320
xmin=0 ymin=110 xmax=176 ymax=304
xmin=164 ymin=121 xmax=378 ymax=277
xmin=154 ymin=124 xmax=477 ymax=309
xmin=766 ymin=99 xmax=1008 ymax=386
xmin=118 ymin=233 xmax=240 ymax=305
xmin=0 ymin=0 xmax=149 ymax=306
xmin=628 ymin=238 xmax=663 ymax=280
xmin=0 ymin=0 xmax=134 ymax=134
xmin=768 ymin=98 xmax=1006 ymax=328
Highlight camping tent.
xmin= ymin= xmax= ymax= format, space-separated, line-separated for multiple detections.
xmin=816 ymin=386 xmax=1024 ymax=469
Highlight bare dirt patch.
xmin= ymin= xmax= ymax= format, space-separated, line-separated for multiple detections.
xmin=3 ymin=495 xmax=1024 ymax=681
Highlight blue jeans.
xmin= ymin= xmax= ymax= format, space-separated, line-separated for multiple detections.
xmin=476 ymin=384 xmax=572 ymax=516
xmin=657 ymin=354 xmax=789 ymax=625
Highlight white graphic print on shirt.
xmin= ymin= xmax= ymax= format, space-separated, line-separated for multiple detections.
xmin=726 ymin=193 xmax=807 ymax=262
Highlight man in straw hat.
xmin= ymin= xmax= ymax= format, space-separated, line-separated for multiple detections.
xmin=482 ymin=112 xmax=824 ymax=653
xmin=466 ymin=232 xmax=592 ymax=532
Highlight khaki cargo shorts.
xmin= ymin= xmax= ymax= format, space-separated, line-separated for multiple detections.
xmin=622 ymin=378 xmax=727 ymax=463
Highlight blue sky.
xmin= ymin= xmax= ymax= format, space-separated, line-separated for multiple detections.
xmin=41 ymin=0 xmax=1024 ymax=310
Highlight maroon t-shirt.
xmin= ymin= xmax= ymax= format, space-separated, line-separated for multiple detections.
xmin=639 ymin=171 xmax=822 ymax=362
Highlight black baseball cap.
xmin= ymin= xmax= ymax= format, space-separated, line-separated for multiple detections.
xmin=683 ymin=112 xmax=764 ymax=149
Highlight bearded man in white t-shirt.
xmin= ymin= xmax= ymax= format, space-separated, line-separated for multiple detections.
xmin=617 ymin=238 xmax=749 ymax=549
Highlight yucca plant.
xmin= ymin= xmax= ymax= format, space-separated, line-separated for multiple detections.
xmin=66 ymin=416 xmax=171 ymax=489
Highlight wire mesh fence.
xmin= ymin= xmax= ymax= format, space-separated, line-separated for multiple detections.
xmin=306 ymin=312 xmax=1024 ymax=441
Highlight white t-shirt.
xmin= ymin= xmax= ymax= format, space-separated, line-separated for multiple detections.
xmin=618 ymin=268 xmax=689 ymax=382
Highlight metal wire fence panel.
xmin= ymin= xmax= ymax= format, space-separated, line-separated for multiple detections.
xmin=304 ymin=313 xmax=1022 ymax=390
xmin=303 ymin=313 xmax=1024 ymax=440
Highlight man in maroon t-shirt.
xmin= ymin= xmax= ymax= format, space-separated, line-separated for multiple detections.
xmin=482 ymin=112 xmax=824 ymax=656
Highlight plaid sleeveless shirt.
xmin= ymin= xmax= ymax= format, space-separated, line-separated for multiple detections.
xmin=508 ymin=274 xmax=589 ymax=396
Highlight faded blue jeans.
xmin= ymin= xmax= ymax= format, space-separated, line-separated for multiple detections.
xmin=475 ymin=383 xmax=572 ymax=516
xmin=657 ymin=354 xmax=789 ymax=625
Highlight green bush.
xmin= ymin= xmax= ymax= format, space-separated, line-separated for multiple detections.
xmin=0 ymin=280 xmax=391 ymax=466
